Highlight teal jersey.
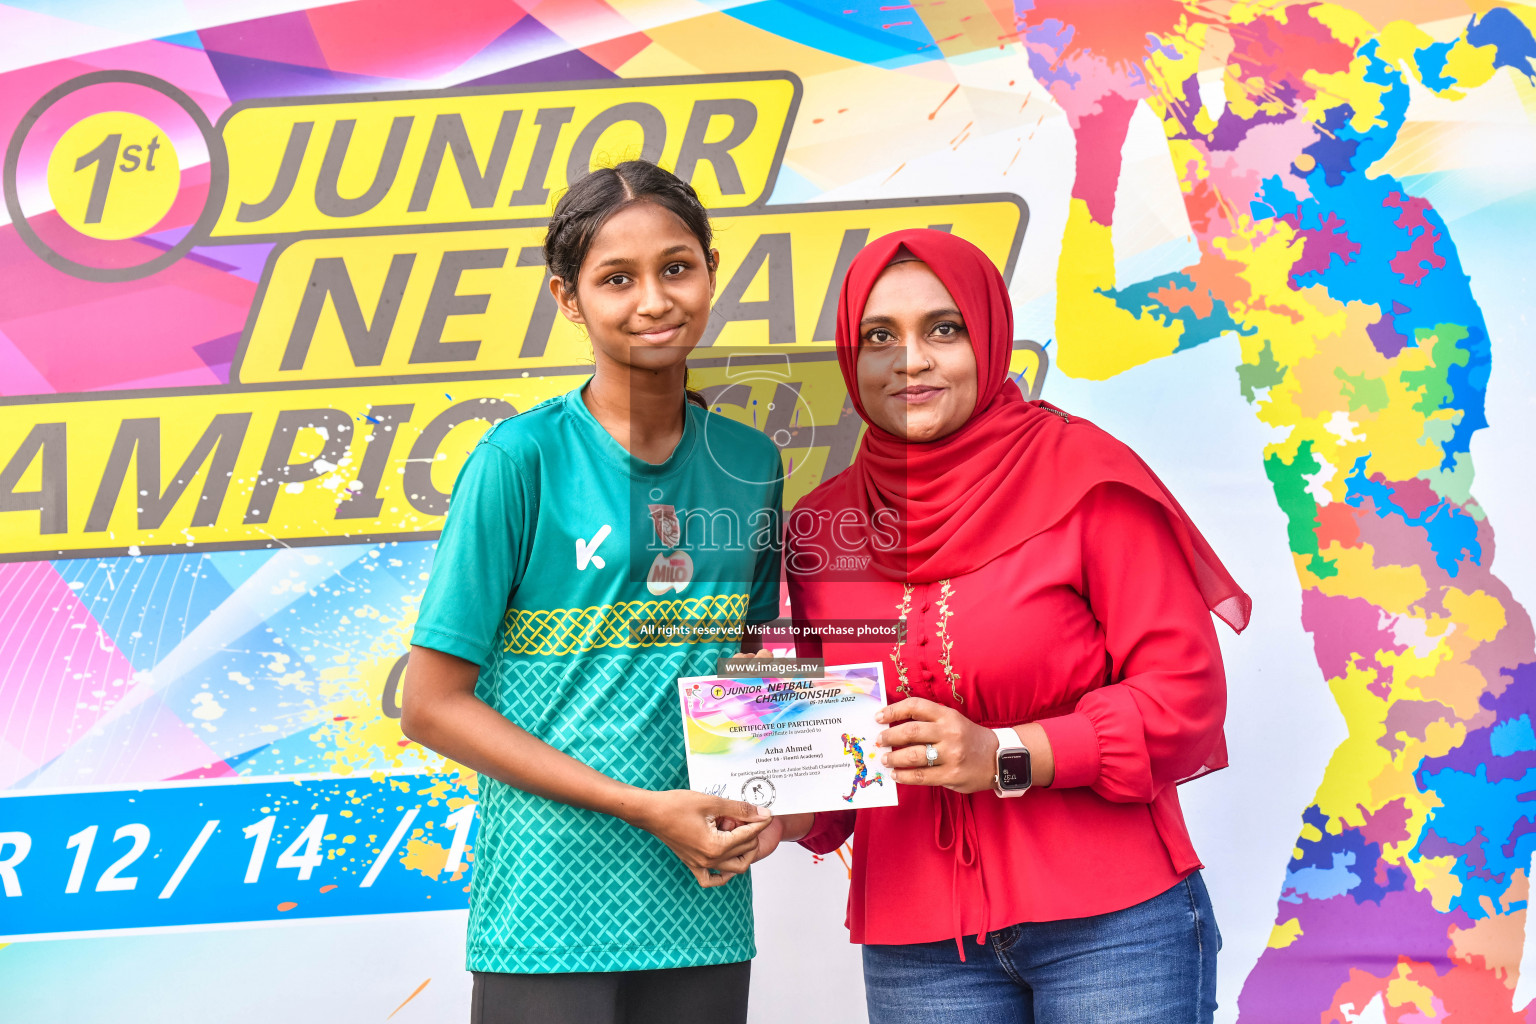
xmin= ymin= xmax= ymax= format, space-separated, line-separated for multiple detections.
xmin=412 ymin=384 xmax=784 ymax=974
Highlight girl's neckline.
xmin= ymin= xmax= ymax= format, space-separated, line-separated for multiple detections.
xmin=570 ymin=377 xmax=699 ymax=477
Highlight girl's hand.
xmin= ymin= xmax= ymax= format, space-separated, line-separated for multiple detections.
xmin=633 ymin=791 xmax=771 ymax=887
xmin=875 ymin=697 xmax=999 ymax=794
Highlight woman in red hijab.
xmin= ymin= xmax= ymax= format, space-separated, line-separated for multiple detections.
xmin=772 ymin=229 xmax=1249 ymax=1023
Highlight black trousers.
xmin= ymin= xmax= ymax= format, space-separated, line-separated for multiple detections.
xmin=470 ymin=961 xmax=751 ymax=1024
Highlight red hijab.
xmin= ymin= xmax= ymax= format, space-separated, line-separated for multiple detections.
xmin=793 ymin=227 xmax=1251 ymax=636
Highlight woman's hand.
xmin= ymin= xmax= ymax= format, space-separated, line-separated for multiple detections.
xmin=875 ymin=697 xmax=1000 ymax=794
xmin=631 ymin=791 xmax=771 ymax=887
xmin=715 ymin=811 xmax=815 ymax=865
xmin=747 ymin=815 xmax=786 ymax=863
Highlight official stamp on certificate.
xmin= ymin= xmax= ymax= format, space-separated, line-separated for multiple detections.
xmin=677 ymin=662 xmax=899 ymax=815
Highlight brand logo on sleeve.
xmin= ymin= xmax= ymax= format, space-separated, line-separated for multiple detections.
xmin=576 ymin=525 xmax=611 ymax=570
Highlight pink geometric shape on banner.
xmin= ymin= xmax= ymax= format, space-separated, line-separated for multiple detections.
xmin=106 ymin=362 xmax=228 ymax=392
xmin=82 ymin=702 xmax=234 ymax=788
xmin=460 ymin=17 xmax=612 ymax=87
xmin=179 ymin=243 xmax=276 ymax=284
xmin=169 ymin=758 xmax=240 ymax=780
xmin=524 ymin=0 xmax=637 ymax=49
xmin=0 ymin=560 xmax=140 ymax=789
xmin=145 ymin=162 xmax=216 ymax=238
xmin=0 ymin=216 xmax=256 ymax=393
xmin=0 ymin=44 xmax=226 ymax=162
xmin=0 ymin=63 xmax=92 ymax=160
xmin=2 ymin=170 xmax=237 ymax=307
xmin=0 ymin=736 xmax=32 ymax=788
xmin=0 ymin=324 xmax=54 ymax=397
xmin=7 ymin=151 xmax=213 ymax=286
xmin=64 ymin=38 xmax=230 ymax=116
xmin=3 ymin=283 xmax=242 ymax=392
xmin=190 ymin=330 xmax=242 ymax=380
xmin=198 ymin=11 xmax=330 ymax=69
xmin=307 ymin=0 xmax=528 ymax=80
xmin=0 ymin=45 xmax=224 ymax=238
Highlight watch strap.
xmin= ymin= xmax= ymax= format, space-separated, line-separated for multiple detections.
xmin=992 ymin=727 xmax=1030 ymax=797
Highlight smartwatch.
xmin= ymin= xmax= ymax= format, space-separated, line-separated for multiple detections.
xmin=992 ymin=727 xmax=1032 ymax=798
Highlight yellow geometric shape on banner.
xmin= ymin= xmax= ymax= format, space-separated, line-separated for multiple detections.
xmin=47 ymin=111 xmax=180 ymax=240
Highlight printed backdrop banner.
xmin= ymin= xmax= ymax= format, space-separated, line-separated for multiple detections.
xmin=1 ymin=3 xmax=1534 ymax=1023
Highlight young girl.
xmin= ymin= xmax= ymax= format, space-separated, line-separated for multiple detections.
xmin=402 ymin=161 xmax=787 ymax=1024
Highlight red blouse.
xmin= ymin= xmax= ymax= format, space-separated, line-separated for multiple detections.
xmin=790 ymin=483 xmax=1227 ymax=948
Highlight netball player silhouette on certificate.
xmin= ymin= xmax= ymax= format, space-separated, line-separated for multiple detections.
xmin=841 ymin=733 xmax=885 ymax=803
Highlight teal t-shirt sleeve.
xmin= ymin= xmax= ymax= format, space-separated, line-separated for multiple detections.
xmin=746 ymin=454 xmax=785 ymax=624
xmin=412 ymin=440 xmax=528 ymax=666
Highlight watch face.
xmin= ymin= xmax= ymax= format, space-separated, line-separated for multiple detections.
xmin=997 ymin=750 xmax=1031 ymax=790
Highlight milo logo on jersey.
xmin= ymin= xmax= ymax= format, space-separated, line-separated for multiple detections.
xmin=647 ymin=503 xmax=693 ymax=596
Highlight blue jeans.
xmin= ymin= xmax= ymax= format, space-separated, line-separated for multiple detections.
xmin=862 ymin=872 xmax=1220 ymax=1024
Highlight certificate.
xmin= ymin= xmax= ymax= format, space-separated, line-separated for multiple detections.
xmin=677 ymin=661 xmax=899 ymax=815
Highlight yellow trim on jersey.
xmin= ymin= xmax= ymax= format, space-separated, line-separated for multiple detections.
xmin=500 ymin=594 xmax=749 ymax=656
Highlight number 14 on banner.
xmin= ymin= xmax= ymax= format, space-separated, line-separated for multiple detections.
xmin=45 ymin=803 xmax=476 ymax=897
xmin=237 ymin=805 xmax=475 ymax=888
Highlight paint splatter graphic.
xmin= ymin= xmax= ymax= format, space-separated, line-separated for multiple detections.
xmin=1013 ymin=4 xmax=1536 ymax=1021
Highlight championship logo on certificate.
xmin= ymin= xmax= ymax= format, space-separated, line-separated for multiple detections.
xmin=676 ymin=662 xmax=899 ymax=814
